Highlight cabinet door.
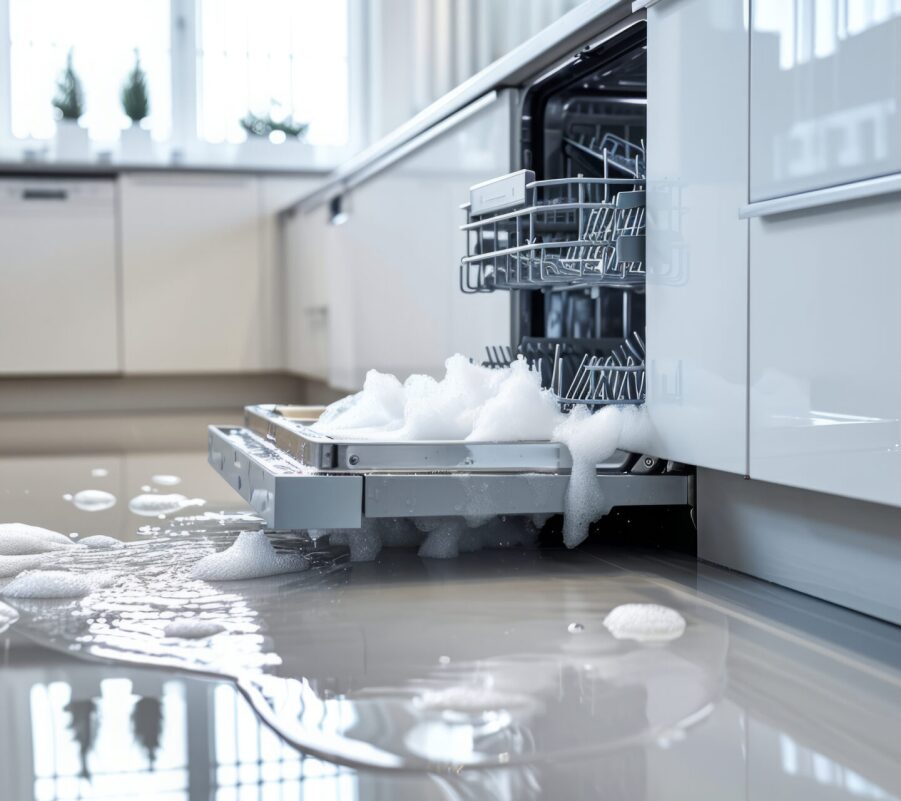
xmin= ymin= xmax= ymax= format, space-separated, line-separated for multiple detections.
xmin=284 ymin=201 xmax=332 ymax=381
xmin=750 ymin=4 xmax=901 ymax=201
xmin=0 ymin=179 xmax=119 ymax=375
xmin=323 ymin=93 xmax=512 ymax=391
xmin=749 ymin=194 xmax=901 ymax=507
xmin=645 ymin=0 xmax=750 ymax=474
xmin=261 ymin=176 xmax=323 ymax=371
xmin=120 ymin=174 xmax=265 ymax=374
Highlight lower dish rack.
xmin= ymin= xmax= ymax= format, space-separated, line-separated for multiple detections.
xmin=208 ymin=405 xmax=691 ymax=530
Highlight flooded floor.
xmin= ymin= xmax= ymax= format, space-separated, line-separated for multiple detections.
xmin=2 ymin=445 xmax=901 ymax=800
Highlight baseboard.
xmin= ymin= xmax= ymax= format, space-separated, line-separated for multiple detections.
xmin=698 ymin=468 xmax=901 ymax=625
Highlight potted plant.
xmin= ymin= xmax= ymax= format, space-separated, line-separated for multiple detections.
xmin=239 ymin=103 xmax=308 ymax=164
xmin=53 ymin=49 xmax=89 ymax=160
xmin=120 ymin=50 xmax=153 ymax=161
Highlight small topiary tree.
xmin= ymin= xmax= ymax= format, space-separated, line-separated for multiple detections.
xmin=121 ymin=49 xmax=150 ymax=125
xmin=240 ymin=109 xmax=308 ymax=140
xmin=53 ymin=49 xmax=84 ymax=121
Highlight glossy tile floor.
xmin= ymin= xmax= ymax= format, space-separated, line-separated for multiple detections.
xmin=2 ymin=445 xmax=901 ymax=800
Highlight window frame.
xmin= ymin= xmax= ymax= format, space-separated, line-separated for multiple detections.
xmin=0 ymin=0 xmax=366 ymax=170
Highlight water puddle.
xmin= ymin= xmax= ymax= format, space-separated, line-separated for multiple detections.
xmin=2 ymin=523 xmax=729 ymax=772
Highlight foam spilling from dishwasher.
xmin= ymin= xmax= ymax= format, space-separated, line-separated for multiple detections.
xmin=191 ymin=530 xmax=309 ymax=581
xmin=312 ymin=354 xmax=653 ymax=549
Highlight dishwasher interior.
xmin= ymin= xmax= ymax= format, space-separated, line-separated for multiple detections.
xmin=208 ymin=17 xmax=694 ymax=535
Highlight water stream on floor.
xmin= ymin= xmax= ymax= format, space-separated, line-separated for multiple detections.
xmin=1 ymin=514 xmax=728 ymax=772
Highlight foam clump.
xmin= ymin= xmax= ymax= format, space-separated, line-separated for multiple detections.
xmin=163 ymin=619 xmax=225 ymax=639
xmin=2 ymin=569 xmax=118 ymax=599
xmin=71 ymin=489 xmax=117 ymax=512
xmin=81 ymin=535 xmax=125 ymax=549
xmin=603 ymin=603 xmax=686 ymax=642
xmin=0 ymin=553 xmax=53 ymax=578
xmin=313 ymin=355 xmax=563 ymax=443
xmin=191 ymin=531 xmax=308 ymax=581
xmin=0 ymin=523 xmax=75 ymax=556
xmin=129 ymin=494 xmax=204 ymax=518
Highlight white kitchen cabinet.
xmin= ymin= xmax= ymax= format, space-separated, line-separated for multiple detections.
xmin=0 ymin=178 xmax=119 ymax=375
xmin=645 ymin=0 xmax=749 ymax=474
xmin=120 ymin=173 xmax=267 ymax=374
xmin=260 ymin=176 xmax=323 ymax=372
xmin=750 ymin=3 xmax=901 ymax=201
xmin=283 ymin=200 xmax=333 ymax=381
xmin=749 ymin=194 xmax=901 ymax=508
xmin=318 ymin=93 xmax=512 ymax=391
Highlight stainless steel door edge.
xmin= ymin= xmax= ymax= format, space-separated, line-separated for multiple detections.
xmin=243 ymin=404 xmax=608 ymax=472
xmin=210 ymin=425 xmax=691 ymax=529
xmin=208 ymin=425 xmax=363 ymax=529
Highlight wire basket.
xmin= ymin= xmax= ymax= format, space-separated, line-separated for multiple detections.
xmin=460 ymin=165 xmax=645 ymax=294
xmin=553 ymin=332 xmax=645 ymax=407
xmin=563 ymin=133 xmax=646 ymax=179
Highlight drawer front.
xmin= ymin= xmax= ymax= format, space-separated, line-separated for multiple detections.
xmin=750 ymin=4 xmax=901 ymax=201
xmin=749 ymin=193 xmax=901 ymax=506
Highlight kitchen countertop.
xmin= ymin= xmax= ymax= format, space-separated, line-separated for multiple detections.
xmin=1 ymin=443 xmax=901 ymax=799
xmin=0 ymin=161 xmax=332 ymax=179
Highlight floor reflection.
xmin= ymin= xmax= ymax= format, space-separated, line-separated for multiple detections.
xmin=15 ymin=649 xmax=361 ymax=801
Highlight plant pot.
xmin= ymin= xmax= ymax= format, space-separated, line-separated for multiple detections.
xmin=239 ymin=135 xmax=277 ymax=165
xmin=55 ymin=119 xmax=90 ymax=161
xmin=120 ymin=124 xmax=154 ymax=162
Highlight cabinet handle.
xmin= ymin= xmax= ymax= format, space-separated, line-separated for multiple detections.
xmin=740 ymin=171 xmax=901 ymax=218
xmin=22 ymin=189 xmax=69 ymax=201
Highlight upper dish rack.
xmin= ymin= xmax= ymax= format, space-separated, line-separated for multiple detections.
xmin=460 ymin=164 xmax=645 ymax=294
xmin=563 ymin=133 xmax=646 ymax=179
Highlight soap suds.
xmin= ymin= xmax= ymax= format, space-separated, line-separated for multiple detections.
xmin=313 ymin=355 xmax=564 ymax=442
xmin=603 ymin=603 xmax=686 ymax=642
xmin=128 ymin=494 xmax=205 ymax=518
xmin=71 ymin=489 xmax=117 ymax=512
xmin=80 ymin=534 xmax=125 ymax=549
xmin=151 ymin=474 xmax=182 ymax=487
xmin=191 ymin=531 xmax=308 ymax=581
xmin=90 ymin=467 xmax=109 ymax=478
xmin=163 ymin=619 xmax=225 ymax=639
xmin=0 ymin=553 xmax=52 ymax=577
xmin=553 ymin=406 xmax=627 ymax=548
xmin=0 ymin=523 xmax=75 ymax=555
xmin=2 ymin=569 xmax=118 ymax=599
xmin=313 ymin=355 xmax=654 ymax=550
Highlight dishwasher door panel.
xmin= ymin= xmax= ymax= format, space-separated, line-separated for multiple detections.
xmin=749 ymin=193 xmax=901 ymax=507
xmin=645 ymin=0 xmax=749 ymax=475
xmin=0 ymin=178 xmax=119 ymax=375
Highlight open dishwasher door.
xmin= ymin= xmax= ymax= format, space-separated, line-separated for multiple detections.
xmin=209 ymin=9 xmax=696 ymax=532
xmin=209 ymin=405 xmax=692 ymax=529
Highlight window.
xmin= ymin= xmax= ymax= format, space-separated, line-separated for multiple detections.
xmin=9 ymin=0 xmax=172 ymax=142
xmin=197 ymin=0 xmax=349 ymax=146
xmin=3 ymin=0 xmax=351 ymax=162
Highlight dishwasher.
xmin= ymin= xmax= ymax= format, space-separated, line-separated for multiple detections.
xmin=207 ymin=13 xmax=694 ymax=535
